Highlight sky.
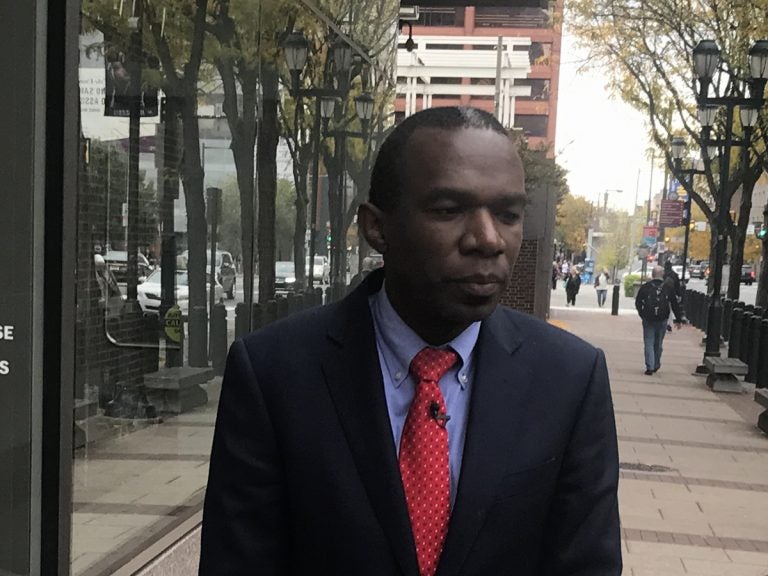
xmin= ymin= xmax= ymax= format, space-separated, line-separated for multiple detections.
xmin=555 ymin=27 xmax=668 ymax=215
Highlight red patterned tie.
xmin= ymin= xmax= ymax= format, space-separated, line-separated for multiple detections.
xmin=400 ymin=347 xmax=458 ymax=576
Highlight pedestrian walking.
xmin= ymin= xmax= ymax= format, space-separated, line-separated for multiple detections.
xmin=663 ymin=261 xmax=684 ymax=330
xmin=551 ymin=261 xmax=559 ymax=290
xmin=200 ymin=106 xmax=621 ymax=576
xmin=594 ymin=268 xmax=610 ymax=308
xmin=565 ymin=268 xmax=581 ymax=306
xmin=635 ymin=265 xmax=684 ymax=375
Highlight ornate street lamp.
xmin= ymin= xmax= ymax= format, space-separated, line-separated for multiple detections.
xmin=693 ymin=40 xmax=721 ymax=99
xmin=681 ymin=38 xmax=768 ymax=383
xmin=332 ymin=36 xmax=354 ymax=92
xmin=281 ymin=31 xmax=377 ymax=292
xmin=670 ymin=137 xmax=703 ymax=286
xmin=284 ymin=31 xmax=309 ymax=94
xmin=354 ymin=92 xmax=374 ymax=135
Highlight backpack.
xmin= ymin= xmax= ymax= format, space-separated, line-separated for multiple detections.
xmin=641 ymin=282 xmax=670 ymax=321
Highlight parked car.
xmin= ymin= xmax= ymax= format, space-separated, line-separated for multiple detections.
xmin=137 ymin=268 xmax=223 ymax=317
xmin=94 ymin=254 xmax=125 ymax=320
xmin=671 ymin=265 xmax=685 ymax=281
xmin=275 ymin=261 xmax=297 ymax=294
xmin=741 ymin=264 xmax=756 ymax=285
xmin=103 ymin=250 xmax=152 ymax=284
xmin=305 ymin=255 xmax=330 ymax=284
xmin=689 ymin=260 xmax=709 ymax=279
xmin=367 ymin=251 xmax=384 ymax=270
xmin=178 ymin=249 xmax=237 ymax=299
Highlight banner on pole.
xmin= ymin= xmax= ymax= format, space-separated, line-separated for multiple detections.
xmin=659 ymin=200 xmax=684 ymax=227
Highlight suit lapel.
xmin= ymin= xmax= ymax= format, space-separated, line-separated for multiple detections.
xmin=437 ymin=308 xmax=532 ymax=576
xmin=321 ymin=272 xmax=420 ymax=576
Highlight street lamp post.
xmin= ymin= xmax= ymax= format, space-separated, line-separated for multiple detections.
xmin=325 ymin=92 xmax=375 ymax=288
xmin=670 ymin=137 xmax=706 ymax=287
xmin=283 ymin=31 xmax=374 ymax=291
xmin=688 ymin=39 xmax=768 ymax=359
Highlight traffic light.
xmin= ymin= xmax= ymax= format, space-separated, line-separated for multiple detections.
xmin=756 ymin=223 xmax=767 ymax=240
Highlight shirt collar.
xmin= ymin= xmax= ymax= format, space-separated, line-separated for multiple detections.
xmin=369 ymin=281 xmax=480 ymax=389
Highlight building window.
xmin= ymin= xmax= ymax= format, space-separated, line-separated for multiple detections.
xmin=514 ymin=42 xmax=552 ymax=66
xmin=416 ymin=8 xmax=465 ymax=27
xmin=514 ymin=114 xmax=549 ymax=137
xmin=515 ymin=78 xmax=551 ymax=101
xmin=474 ymin=7 xmax=551 ymax=29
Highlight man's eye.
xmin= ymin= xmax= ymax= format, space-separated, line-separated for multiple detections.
xmin=497 ymin=210 xmax=521 ymax=224
xmin=432 ymin=205 xmax=463 ymax=216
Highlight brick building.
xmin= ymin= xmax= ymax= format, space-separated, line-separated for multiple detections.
xmin=396 ymin=3 xmax=563 ymax=317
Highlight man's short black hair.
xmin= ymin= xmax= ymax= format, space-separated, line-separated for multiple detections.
xmin=369 ymin=106 xmax=510 ymax=211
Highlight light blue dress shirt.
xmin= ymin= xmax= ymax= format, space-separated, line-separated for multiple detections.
xmin=369 ymin=283 xmax=480 ymax=506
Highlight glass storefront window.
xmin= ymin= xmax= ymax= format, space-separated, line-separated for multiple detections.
xmin=73 ymin=0 xmax=398 ymax=573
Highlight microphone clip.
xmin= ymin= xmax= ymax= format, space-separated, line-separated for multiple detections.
xmin=429 ymin=401 xmax=451 ymax=428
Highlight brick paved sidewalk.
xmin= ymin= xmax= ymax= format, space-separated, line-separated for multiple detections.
xmin=551 ymin=306 xmax=768 ymax=576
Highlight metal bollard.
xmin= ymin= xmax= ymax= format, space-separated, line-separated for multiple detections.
xmin=211 ymin=301 xmax=228 ymax=376
xmin=729 ymin=307 xmax=743 ymax=359
xmin=265 ymin=299 xmax=277 ymax=326
xmin=747 ymin=314 xmax=762 ymax=383
xmin=739 ymin=312 xmax=753 ymax=364
xmin=143 ymin=313 xmax=160 ymax=374
xmin=698 ymin=291 xmax=707 ymax=328
xmin=693 ymin=292 xmax=704 ymax=329
xmin=276 ymin=295 xmax=288 ymax=320
xmin=688 ymin=292 xmax=697 ymax=328
xmin=611 ymin=284 xmax=620 ymax=316
xmin=286 ymin=293 xmax=298 ymax=315
xmin=758 ymin=319 xmax=768 ymax=389
xmin=235 ymin=302 xmax=249 ymax=338
xmin=188 ymin=305 xmax=209 ymax=367
xmin=251 ymin=303 xmax=263 ymax=331
xmin=722 ymin=299 xmax=734 ymax=341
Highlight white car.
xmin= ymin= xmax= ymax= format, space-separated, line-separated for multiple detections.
xmin=305 ymin=255 xmax=329 ymax=284
xmin=137 ymin=268 xmax=223 ymax=317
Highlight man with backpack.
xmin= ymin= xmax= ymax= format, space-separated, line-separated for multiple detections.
xmin=635 ymin=265 xmax=684 ymax=375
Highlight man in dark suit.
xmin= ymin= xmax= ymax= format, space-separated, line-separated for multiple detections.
xmin=199 ymin=107 xmax=621 ymax=575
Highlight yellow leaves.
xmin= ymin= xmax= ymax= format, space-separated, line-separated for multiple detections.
xmin=556 ymin=194 xmax=594 ymax=253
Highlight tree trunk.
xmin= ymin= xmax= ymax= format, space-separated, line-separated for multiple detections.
xmin=726 ymin=162 xmax=758 ymax=301
xmin=324 ymin=142 xmax=344 ymax=286
xmin=757 ymin=204 xmax=768 ymax=309
xmin=211 ymin=2 xmax=258 ymax=316
xmin=232 ymin=141 xmax=255 ymax=307
xmin=179 ymin=93 xmax=208 ymax=360
xmin=292 ymin=171 xmax=309 ymax=289
xmin=257 ymin=63 xmax=280 ymax=304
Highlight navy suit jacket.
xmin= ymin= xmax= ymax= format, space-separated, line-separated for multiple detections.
xmin=199 ymin=270 xmax=621 ymax=575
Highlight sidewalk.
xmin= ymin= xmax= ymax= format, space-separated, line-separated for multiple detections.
xmin=550 ymin=288 xmax=768 ymax=575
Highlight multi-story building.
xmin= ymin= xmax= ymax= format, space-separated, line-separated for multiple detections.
xmin=396 ymin=3 xmax=563 ymax=153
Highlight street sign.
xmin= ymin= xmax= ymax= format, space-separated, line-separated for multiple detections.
xmin=659 ymin=200 xmax=684 ymax=227
xmin=642 ymin=225 xmax=658 ymax=246
xmin=164 ymin=305 xmax=183 ymax=343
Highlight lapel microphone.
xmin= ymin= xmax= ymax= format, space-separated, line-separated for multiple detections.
xmin=429 ymin=401 xmax=451 ymax=428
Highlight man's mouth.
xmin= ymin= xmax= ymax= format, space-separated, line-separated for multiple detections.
xmin=453 ymin=275 xmax=506 ymax=297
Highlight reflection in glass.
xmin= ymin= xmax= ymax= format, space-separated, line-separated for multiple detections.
xmin=73 ymin=0 xmax=398 ymax=573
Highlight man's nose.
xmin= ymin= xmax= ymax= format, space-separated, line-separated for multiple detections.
xmin=460 ymin=209 xmax=504 ymax=255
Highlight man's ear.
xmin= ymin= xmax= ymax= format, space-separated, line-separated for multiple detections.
xmin=358 ymin=202 xmax=388 ymax=253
